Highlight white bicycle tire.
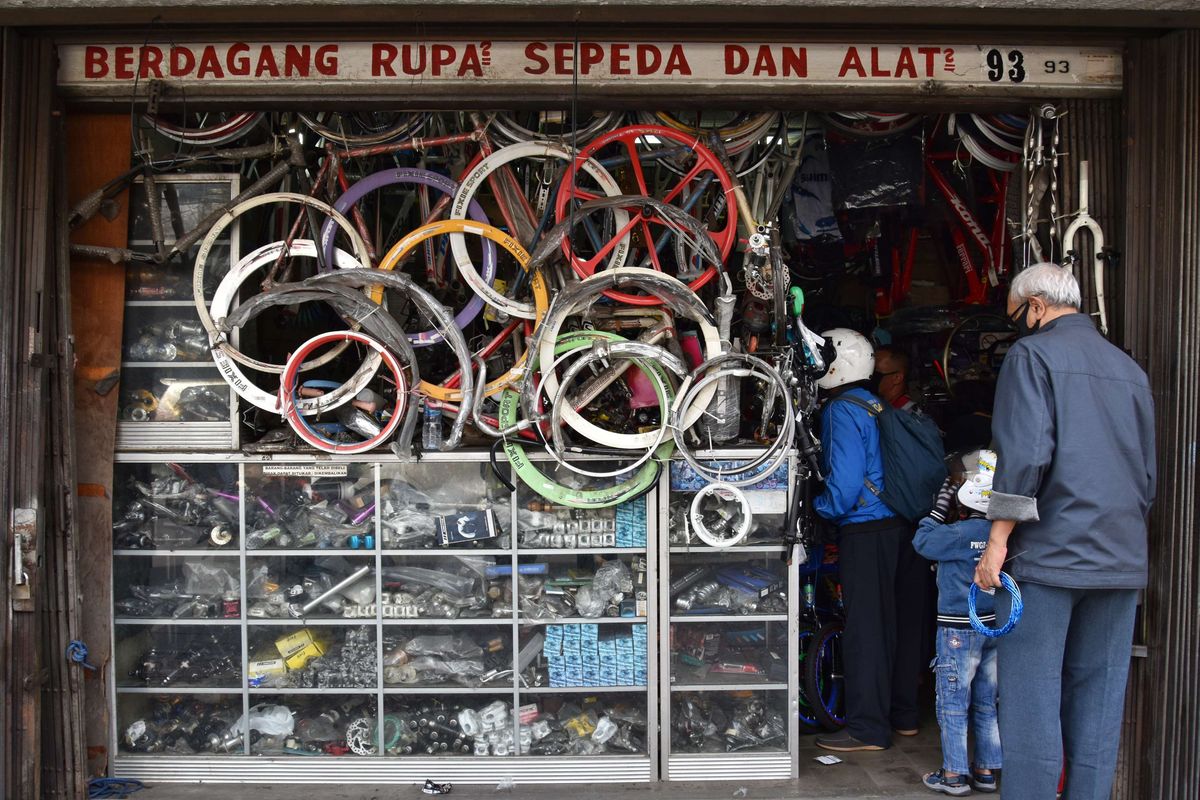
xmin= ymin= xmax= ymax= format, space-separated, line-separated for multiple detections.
xmin=689 ymin=482 xmax=753 ymax=548
xmin=193 ymin=192 xmax=374 ymax=373
xmin=208 ymin=239 xmax=381 ymax=416
xmin=447 ymin=141 xmax=629 ymax=319
xmin=533 ymin=268 xmax=722 ymax=449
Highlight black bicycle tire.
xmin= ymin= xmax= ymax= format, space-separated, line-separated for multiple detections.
xmin=805 ymin=619 xmax=847 ymax=732
xmin=797 ymin=625 xmax=822 ymax=734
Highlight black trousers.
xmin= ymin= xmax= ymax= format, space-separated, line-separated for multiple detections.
xmin=838 ymin=517 xmax=929 ymax=747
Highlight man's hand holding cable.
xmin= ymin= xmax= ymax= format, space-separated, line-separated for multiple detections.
xmin=975 ymin=519 xmax=1015 ymax=590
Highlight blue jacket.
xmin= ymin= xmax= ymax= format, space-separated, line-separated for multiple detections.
xmin=813 ymin=387 xmax=896 ymax=526
xmin=914 ymin=515 xmax=995 ymax=628
xmin=988 ymin=314 xmax=1156 ymax=589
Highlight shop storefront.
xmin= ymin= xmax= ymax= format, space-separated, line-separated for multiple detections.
xmin=1 ymin=5 xmax=1198 ymax=799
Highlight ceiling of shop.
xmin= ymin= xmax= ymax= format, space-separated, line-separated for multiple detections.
xmin=3 ymin=0 xmax=1199 ymax=29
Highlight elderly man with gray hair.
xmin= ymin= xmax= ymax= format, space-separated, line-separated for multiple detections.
xmin=975 ymin=263 xmax=1156 ymax=800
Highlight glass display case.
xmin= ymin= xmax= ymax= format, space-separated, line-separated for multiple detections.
xmin=111 ymin=453 xmax=660 ymax=783
xmin=116 ymin=174 xmax=240 ymax=451
xmin=658 ymin=455 xmax=800 ymax=781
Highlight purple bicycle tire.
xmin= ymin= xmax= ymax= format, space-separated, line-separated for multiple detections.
xmin=320 ymin=167 xmax=498 ymax=347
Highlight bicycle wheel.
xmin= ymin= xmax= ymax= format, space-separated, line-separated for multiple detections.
xmin=797 ymin=625 xmax=822 ymax=734
xmin=143 ymin=112 xmax=264 ymax=146
xmin=804 ymin=620 xmax=846 ymax=731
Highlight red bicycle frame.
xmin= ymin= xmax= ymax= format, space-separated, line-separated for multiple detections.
xmin=924 ymin=130 xmax=1012 ymax=305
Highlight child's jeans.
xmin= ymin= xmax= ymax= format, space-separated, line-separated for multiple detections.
xmin=933 ymin=626 xmax=1002 ymax=775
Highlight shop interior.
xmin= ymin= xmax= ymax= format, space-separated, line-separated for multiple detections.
xmin=89 ymin=107 xmax=1094 ymax=777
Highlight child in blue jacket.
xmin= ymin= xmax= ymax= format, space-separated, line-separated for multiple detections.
xmin=913 ymin=450 xmax=1002 ymax=796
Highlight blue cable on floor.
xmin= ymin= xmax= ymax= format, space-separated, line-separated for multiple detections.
xmin=88 ymin=778 xmax=145 ymax=799
xmin=969 ymin=571 xmax=1024 ymax=637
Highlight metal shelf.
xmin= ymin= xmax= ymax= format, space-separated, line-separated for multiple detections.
xmin=113 ymin=549 xmax=240 ymax=557
xmin=521 ymin=685 xmax=646 ymax=694
xmin=117 ymin=686 xmax=241 ymax=694
xmin=249 ymin=687 xmax=377 ymax=695
xmin=108 ymin=452 xmax=672 ymax=778
xmin=381 ymin=548 xmax=511 ymax=557
xmin=670 ymin=679 xmax=787 ymax=692
xmin=381 ymin=617 xmax=511 ymax=626
xmin=668 ymin=614 xmax=788 ymax=623
xmin=245 ymin=618 xmax=375 ymax=626
xmin=115 ymin=617 xmax=241 ymax=626
xmin=247 ymin=549 xmax=377 ymax=557
xmin=518 ymin=548 xmax=647 ymax=556
xmin=519 ymin=617 xmax=647 ymax=626
xmin=669 ymin=544 xmax=786 ymax=553
xmin=382 ymin=685 xmax=513 ymax=695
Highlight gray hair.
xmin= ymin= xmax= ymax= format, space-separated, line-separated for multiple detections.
xmin=1008 ymin=262 xmax=1082 ymax=309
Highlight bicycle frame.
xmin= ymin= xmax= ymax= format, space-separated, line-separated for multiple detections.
xmin=925 ymin=130 xmax=1012 ymax=305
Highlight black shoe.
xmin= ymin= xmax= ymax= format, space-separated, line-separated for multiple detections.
xmin=815 ymin=731 xmax=887 ymax=751
xmin=423 ymin=780 xmax=452 ymax=795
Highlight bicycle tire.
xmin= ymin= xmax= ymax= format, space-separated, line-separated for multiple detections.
xmin=797 ymin=624 xmax=822 ymax=734
xmin=297 ymin=111 xmax=428 ymax=147
xmin=144 ymin=112 xmax=264 ymax=146
xmin=804 ymin=620 xmax=847 ymax=732
xmin=821 ymin=112 xmax=921 ymax=140
xmin=491 ymin=110 xmax=624 ymax=146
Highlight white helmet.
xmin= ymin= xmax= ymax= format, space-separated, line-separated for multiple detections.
xmin=958 ymin=449 xmax=997 ymax=513
xmin=816 ymin=328 xmax=874 ymax=390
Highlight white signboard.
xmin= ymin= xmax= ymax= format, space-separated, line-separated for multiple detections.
xmin=57 ymin=40 xmax=1122 ymax=93
xmin=260 ymin=463 xmax=349 ymax=477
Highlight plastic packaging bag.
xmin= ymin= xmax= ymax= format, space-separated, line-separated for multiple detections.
xmin=404 ymin=634 xmax=484 ymax=659
xmin=592 ymin=559 xmax=633 ymax=603
xmin=182 ymin=562 xmax=238 ymax=596
xmin=233 ymin=704 xmax=294 ymax=737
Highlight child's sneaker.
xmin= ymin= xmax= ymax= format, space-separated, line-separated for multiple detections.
xmin=970 ymin=768 xmax=998 ymax=793
xmin=923 ymin=769 xmax=972 ymax=796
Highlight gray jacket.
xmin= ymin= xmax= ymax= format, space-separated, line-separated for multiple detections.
xmin=988 ymin=313 xmax=1156 ymax=589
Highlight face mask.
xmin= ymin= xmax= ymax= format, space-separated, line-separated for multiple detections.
xmin=868 ymin=370 xmax=896 ymax=395
xmin=1009 ymin=301 xmax=1042 ymax=338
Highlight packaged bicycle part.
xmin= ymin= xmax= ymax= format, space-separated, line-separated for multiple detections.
xmin=435 ymin=508 xmax=499 ymax=546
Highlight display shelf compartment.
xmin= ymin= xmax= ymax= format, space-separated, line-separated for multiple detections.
xmin=116 ymin=686 xmax=241 ymax=695
xmin=114 ymin=618 xmax=242 ymax=626
xmin=382 ymin=686 xmax=513 ymax=695
xmin=248 ymin=687 xmax=378 ymax=695
xmin=381 ymin=617 xmax=512 ymax=626
xmin=382 ymin=548 xmax=511 ymax=556
xmin=519 ymin=616 xmax=647 ymax=626
xmin=521 ymin=685 xmax=646 ymax=694
xmin=670 ymin=679 xmax=787 ymax=692
xmin=669 ymin=544 xmax=787 ymax=553
xmin=245 ymin=548 xmax=377 ymax=556
xmin=113 ymin=549 xmax=239 ymax=557
xmin=244 ymin=618 xmax=374 ymax=626
xmin=669 ymin=614 xmax=789 ymax=623
xmin=518 ymin=547 xmax=646 ymax=556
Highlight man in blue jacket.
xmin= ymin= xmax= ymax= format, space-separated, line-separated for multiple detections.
xmin=813 ymin=328 xmax=913 ymax=752
xmin=975 ymin=264 xmax=1156 ymax=800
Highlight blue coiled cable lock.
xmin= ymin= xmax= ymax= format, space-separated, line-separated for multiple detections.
xmin=968 ymin=571 xmax=1024 ymax=637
